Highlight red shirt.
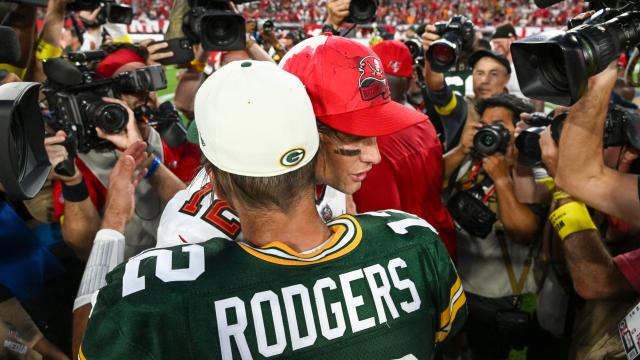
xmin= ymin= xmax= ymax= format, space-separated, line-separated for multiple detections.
xmin=352 ymin=120 xmax=457 ymax=259
xmin=613 ymin=248 xmax=640 ymax=293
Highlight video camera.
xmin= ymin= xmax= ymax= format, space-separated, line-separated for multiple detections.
xmin=43 ymin=52 xmax=167 ymax=155
xmin=183 ymin=0 xmax=254 ymax=51
xmin=516 ymin=106 xmax=640 ymax=167
xmin=426 ymin=16 xmax=475 ymax=73
xmin=512 ymin=0 xmax=640 ymax=105
xmin=69 ymin=0 xmax=133 ymax=25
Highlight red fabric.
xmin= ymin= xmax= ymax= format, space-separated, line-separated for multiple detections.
xmin=613 ymin=248 xmax=640 ymax=293
xmin=162 ymin=141 xmax=202 ymax=183
xmin=352 ymin=120 xmax=457 ymax=259
xmin=95 ymin=48 xmax=146 ymax=78
xmin=371 ymin=40 xmax=414 ymax=78
xmin=53 ymin=159 xmax=107 ymax=222
xmin=281 ymin=34 xmax=426 ymax=137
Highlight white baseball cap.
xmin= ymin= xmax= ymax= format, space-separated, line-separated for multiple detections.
xmin=194 ymin=60 xmax=319 ymax=177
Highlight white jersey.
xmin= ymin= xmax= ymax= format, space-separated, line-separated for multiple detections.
xmin=156 ymin=168 xmax=347 ymax=248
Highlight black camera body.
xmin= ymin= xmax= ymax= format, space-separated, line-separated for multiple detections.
xmin=134 ymin=102 xmax=187 ymax=148
xmin=68 ymin=0 xmax=133 ymax=25
xmin=512 ymin=6 xmax=640 ymax=105
xmin=43 ymin=56 xmax=167 ymax=153
xmin=345 ymin=0 xmax=379 ymax=24
xmin=404 ymin=37 xmax=424 ymax=63
xmin=472 ymin=123 xmax=511 ymax=158
xmin=426 ymin=16 xmax=475 ymax=73
xmin=184 ymin=0 xmax=251 ymax=51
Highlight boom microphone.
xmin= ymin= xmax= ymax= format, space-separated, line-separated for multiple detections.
xmin=0 ymin=26 xmax=20 ymax=64
xmin=43 ymin=58 xmax=83 ymax=87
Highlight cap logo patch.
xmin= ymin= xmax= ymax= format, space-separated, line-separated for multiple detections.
xmin=358 ymin=56 xmax=390 ymax=101
xmin=280 ymin=148 xmax=306 ymax=167
xmin=389 ymin=60 xmax=401 ymax=73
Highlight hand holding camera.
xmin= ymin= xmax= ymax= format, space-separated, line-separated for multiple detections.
xmin=538 ymin=127 xmax=558 ymax=177
xmin=482 ymin=152 xmax=512 ymax=185
xmin=327 ymin=0 xmax=351 ymax=28
xmin=95 ymin=97 xmax=143 ymax=150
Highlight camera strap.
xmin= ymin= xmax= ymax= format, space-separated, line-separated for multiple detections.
xmin=497 ymin=232 xmax=536 ymax=299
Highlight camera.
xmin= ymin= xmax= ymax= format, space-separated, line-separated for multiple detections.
xmin=134 ymin=102 xmax=187 ymax=148
xmin=0 ymin=82 xmax=51 ymax=200
xmin=472 ymin=123 xmax=511 ymax=158
xmin=447 ymin=178 xmax=497 ymax=238
xmin=345 ymin=0 xmax=379 ymax=24
xmin=426 ymin=16 xmax=475 ymax=73
xmin=512 ymin=6 xmax=640 ymax=105
xmin=515 ymin=112 xmax=556 ymax=167
xmin=69 ymin=0 xmax=133 ymax=25
xmin=515 ymin=106 xmax=640 ymax=167
xmin=42 ymin=55 xmax=167 ymax=154
xmin=404 ymin=37 xmax=424 ymax=63
xmin=183 ymin=0 xmax=253 ymax=51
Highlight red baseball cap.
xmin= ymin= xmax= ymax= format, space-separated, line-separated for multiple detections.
xmin=280 ymin=34 xmax=426 ymax=137
xmin=371 ymin=40 xmax=413 ymax=78
xmin=96 ymin=48 xmax=146 ymax=78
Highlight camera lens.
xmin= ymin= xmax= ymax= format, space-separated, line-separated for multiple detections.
xmin=96 ymin=104 xmax=128 ymax=134
xmin=431 ymin=43 xmax=455 ymax=66
xmin=479 ymin=132 xmax=496 ymax=147
xmin=203 ymin=15 xmax=242 ymax=48
xmin=350 ymin=0 xmax=377 ymax=23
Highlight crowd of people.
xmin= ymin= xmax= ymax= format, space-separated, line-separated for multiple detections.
xmin=1 ymin=0 xmax=639 ymax=359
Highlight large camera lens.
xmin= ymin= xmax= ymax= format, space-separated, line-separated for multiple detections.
xmin=201 ymin=13 xmax=245 ymax=50
xmin=84 ymin=101 xmax=128 ymax=134
xmin=429 ymin=41 xmax=457 ymax=70
xmin=348 ymin=0 xmax=378 ymax=23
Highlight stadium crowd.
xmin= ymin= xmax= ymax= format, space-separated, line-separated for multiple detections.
xmin=0 ymin=0 xmax=639 ymax=359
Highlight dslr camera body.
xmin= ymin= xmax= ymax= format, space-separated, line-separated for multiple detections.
xmin=426 ymin=16 xmax=475 ymax=73
xmin=472 ymin=123 xmax=511 ymax=158
xmin=69 ymin=0 xmax=133 ymax=25
xmin=43 ymin=53 xmax=167 ymax=154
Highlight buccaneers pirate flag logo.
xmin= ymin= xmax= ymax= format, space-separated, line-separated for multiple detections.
xmin=358 ymin=56 xmax=390 ymax=101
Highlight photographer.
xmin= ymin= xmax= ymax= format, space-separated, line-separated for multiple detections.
xmin=446 ymin=94 xmax=545 ymax=359
xmin=52 ymin=48 xmax=187 ymax=260
xmin=421 ymin=24 xmax=511 ymax=152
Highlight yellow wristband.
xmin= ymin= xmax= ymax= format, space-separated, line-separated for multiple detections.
xmin=536 ymin=177 xmax=555 ymax=191
xmin=552 ymin=190 xmax=571 ymax=201
xmin=0 ymin=63 xmax=27 ymax=79
xmin=35 ymin=37 xmax=63 ymax=61
xmin=189 ymin=59 xmax=206 ymax=73
xmin=548 ymin=201 xmax=597 ymax=241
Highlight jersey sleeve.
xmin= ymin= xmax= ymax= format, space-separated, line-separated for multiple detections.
xmin=429 ymin=232 xmax=467 ymax=344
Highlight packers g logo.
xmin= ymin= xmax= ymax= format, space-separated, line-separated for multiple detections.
xmin=280 ymin=148 xmax=306 ymax=167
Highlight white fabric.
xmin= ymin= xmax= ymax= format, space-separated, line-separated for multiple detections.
xmin=73 ymin=229 xmax=125 ymax=310
xmin=194 ymin=60 xmax=319 ymax=177
xmin=156 ymin=168 xmax=347 ymax=248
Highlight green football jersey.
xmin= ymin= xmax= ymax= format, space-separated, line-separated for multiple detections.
xmin=80 ymin=210 xmax=467 ymax=360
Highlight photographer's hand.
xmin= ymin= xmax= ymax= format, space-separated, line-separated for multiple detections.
xmin=539 ymin=127 xmax=558 ymax=177
xmin=327 ymin=0 xmax=350 ymax=28
xmin=483 ymin=153 xmax=511 ymax=186
xmin=140 ymin=39 xmax=174 ymax=65
xmin=97 ymin=98 xmax=143 ymax=150
xmin=46 ymin=130 xmax=83 ymax=185
xmin=443 ymin=118 xmax=481 ymax=179
xmin=421 ymin=24 xmax=445 ymax=91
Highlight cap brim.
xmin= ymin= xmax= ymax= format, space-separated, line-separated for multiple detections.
xmin=318 ymin=100 xmax=428 ymax=137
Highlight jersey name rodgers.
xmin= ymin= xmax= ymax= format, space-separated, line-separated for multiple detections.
xmin=81 ymin=211 xmax=466 ymax=360
xmin=156 ymin=168 xmax=346 ymax=247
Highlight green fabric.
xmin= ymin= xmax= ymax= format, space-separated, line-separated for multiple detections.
xmin=81 ymin=210 xmax=467 ymax=359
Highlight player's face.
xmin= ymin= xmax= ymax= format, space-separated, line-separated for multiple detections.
xmin=316 ymin=134 xmax=381 ymax=195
